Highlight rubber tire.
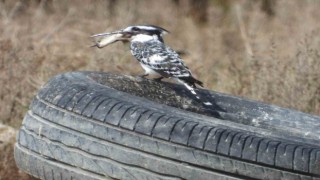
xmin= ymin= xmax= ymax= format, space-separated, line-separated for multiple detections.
xmin=14 ymin=71 xmax=320 ymax=180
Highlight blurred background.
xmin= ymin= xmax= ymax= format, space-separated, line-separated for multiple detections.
xmin=0 ymin=0 xmax=319 ymax=179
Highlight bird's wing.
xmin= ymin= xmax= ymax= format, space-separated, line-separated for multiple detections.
xmin=138 ymin=40 xmax=192 ymax=78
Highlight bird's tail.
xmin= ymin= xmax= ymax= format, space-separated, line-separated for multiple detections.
xmin=176 ymin=78 xmax=212 ymax=106
xmin=179 ymin=76 xmax=203 ymax=87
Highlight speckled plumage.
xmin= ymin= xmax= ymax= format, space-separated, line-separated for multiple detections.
xmin=130 ymin=39 xmax=203 ymax=87
xmin=92 ymin=25 xmax=211 ymax=106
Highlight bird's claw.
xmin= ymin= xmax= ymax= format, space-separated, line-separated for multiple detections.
xmin=139 ymin=74 xmax=149 ymax=78
xmin=153 ymin=77 xmax=163 ymax=82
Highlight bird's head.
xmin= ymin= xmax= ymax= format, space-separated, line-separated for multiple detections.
xmin=91 ymin=25 xmax=169 ymax=48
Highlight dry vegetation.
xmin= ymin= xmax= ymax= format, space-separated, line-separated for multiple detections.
xmin=0 ymin=0 xmax=319 ymax=179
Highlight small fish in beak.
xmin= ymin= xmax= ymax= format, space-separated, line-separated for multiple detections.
xmin=90 ymin=30 xmax=129 ymax=48
xmin=91 ymin=33 xmax=124 ymax=48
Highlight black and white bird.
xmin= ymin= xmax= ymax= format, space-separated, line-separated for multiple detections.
xmin=91 ymin=25 xmax=212 ymax=106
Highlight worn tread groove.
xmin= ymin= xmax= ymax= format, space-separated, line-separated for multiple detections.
xmin=61 ymin=85 xmax=87 ymax=102
xmin=65 ymin=89 xmax=88 ymax=108
xmin=80 ymin=94 xmax=103 ymax=115
xmin=186 ymin=123 xmax=199 ymax=146
xmin=146 ymin=112 xmax=156 ymax=120
xmin=115 ymin=103 xmax=125 ymax=112
xmin=309 ymin=148 xmax=317 ymax=174
xmin=273 ymin=142 xmax=281 ymax=166
xmin=118 ymin=105 xmax=136 ymax=122
xmin=26 ymin=109 xmax=264 ymax=179
xmin=240 ymin=135 xmax=253 ymax=158
xmin=20 ymin=124 xmax=190 ymax=180
xmin=150 ymin=114 xmax=166 ymax=136
xmin=202 ymin=127 xmax=215 ymax=149
xmin=255 ymin=138 xmax=264 ymax=162
xmin=164 ymin=116 xmax=174 ymax=125
xmin=181 ymin=121 xmax=191 ymax=130
xmin=129 ymin=107 xmax=140 ymax=115
xmin=263 ymin=139 xmax=276 ymax=166
xmin=218 ymin=130 xmax=232 ymax=154
xmin=56 ymin=87 xmax=80 ymax=106
xmin=168 ymin=119 xmax=185 ymax=141
xmin=70 ymin=91 xmax=90 ymax=110
xmin=110 ymin=103 xmax=127 ymax=126
xmin=95 ymin=98 xmax=114 ymax=114
xmin=132 ymin=110 xmax=152 ymax=131
xmin=214 ymin=129 xmax=228 ymax=153
xmin=205 ymin=128 xmax=222 ymax=150
xmin=308 ymin=149 xmax=315 ymax=173
xmin=134 ymin=111 xmax=159 ymax=134
xmin=227 ymin=131 xmax=242 ymax=156
xmin=92 ymin=97 xmax=111 ymax=112
xmin=104 ymin=100 xmax=121 ymax=115
xmin=18 ymin=139 xmax=123 ymax=180
xmin=308 ymin=148 xmax=313 ymax=175
xmin=17 ymin=144 xmax=111 ymax=179
xmin=199 ymin=125 xmax=208 ymax=135
xmin=35 ymin=97 xmax=320 ymax=177
xmin=291 ymin=145 xmax=300 ymax=171
xmin=102 ymin=101 xmax=121 ymax=123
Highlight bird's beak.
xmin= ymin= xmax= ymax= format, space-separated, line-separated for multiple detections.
xmin=90 ymin=30 xmax=130 ymax=48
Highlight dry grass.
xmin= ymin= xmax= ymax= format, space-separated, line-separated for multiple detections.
xmin=0 ymin=0 xmax=319 ymax=178
xmin=0 ymin=124 xmax=35 ymax=179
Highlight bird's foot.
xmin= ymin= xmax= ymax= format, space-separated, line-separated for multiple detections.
xmin=152 ymin=77 xmax=163 ymax=82
xmin=139 ymin=73 xmax=149 ymax=78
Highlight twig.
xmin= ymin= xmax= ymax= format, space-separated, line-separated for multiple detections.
xmin=234 ymin=4 xmax=253 ymax=59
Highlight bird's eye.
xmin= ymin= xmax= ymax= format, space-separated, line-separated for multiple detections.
xmin=132 ymin=27 xmax=140 ymax=31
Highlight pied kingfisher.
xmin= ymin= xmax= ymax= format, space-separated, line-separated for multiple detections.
xmin=91 ymin=25 xmax=212 ymax=106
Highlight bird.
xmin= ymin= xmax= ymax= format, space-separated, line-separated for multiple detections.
xmin=91 ymin=25 xmax=212 ymax=106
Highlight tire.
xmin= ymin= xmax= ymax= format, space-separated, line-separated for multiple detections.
xmin=14 ymin=71 xmax=320 ymax=180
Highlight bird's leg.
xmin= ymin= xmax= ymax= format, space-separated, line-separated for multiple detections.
xmin=152 ymin=77 xmax=164 ymax=82
xmin=139 ymin=73 xmax=149 ymax=78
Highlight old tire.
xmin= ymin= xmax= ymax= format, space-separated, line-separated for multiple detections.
xmin=14 ymin=71 xmax=320 ymax=180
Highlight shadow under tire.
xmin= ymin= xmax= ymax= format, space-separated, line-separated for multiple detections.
xmin=14 ymin=71 xmax=320 ymax=180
